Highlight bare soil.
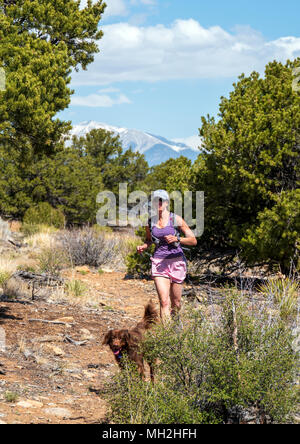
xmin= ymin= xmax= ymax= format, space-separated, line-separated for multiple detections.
xmin=0 ymin=270 xmax=161 ymax=424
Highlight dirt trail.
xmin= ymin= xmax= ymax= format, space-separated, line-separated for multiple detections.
xmin=0 ymin=271 xmax=160 ymax=424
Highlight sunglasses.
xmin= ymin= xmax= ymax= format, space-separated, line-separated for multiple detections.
xmin=153 ymin=197 xmax=167 ymax=203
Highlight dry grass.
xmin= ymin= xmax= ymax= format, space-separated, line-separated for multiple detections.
xmin=24 ymin=227 xmax=60 ymax=251
xmin=0 ymin=256 xmax=18 ymax=275
xmin=0 ymin=257 xmax=19 ymax=289
xmin=14 ymin=223 xmax=138 ymax=274
xmin=1 ymin=276 xmax=30 ymax=299
xmin=1 ymin=224 xmax=139 ymax=306
xmin=18 ymin=337 xmax=27 ymax=354
xmin=48 ymin=281 xmax=104 ymax=309
xmin=34 ymin=354 xmax=49 ymax=367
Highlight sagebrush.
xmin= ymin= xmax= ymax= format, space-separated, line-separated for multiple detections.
xmin=57 ymin=226 xmax=118 ymax=267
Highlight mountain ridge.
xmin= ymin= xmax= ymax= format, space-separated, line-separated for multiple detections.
xmin=68 ymin=121 xmax=201 ymax=166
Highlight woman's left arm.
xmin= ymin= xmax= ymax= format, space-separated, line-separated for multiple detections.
xmin=164 ymin=214 xmax=197 ymax=246
xmin=176 ymin=214 xmax=197 ymax=246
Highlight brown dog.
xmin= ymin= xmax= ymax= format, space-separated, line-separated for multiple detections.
xmin=102 ymin=300 xmax=158 ymax=381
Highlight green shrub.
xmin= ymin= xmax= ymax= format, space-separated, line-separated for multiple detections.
xmin=104 ymin=355 xmax=210 ymax=424
xmin=105 ymin=292 xmax=298 ymax=424
xmin=21 ymin=223 xmax=42 ymax=237
xmin=125 ymin=226 xmax=154 ymax=277
xmin=4 ymin=391 xmax=19 ymax=403
xmin=0 ymin=271 xmax=12 ymax=288
xmin=64 ymin=279 xmax=87 ymax=298
xmin=22 ymin=223 xmax=59 ymax=237
xmin=37 ymin=247 xmax=70 ymax=276
xmin=241 ymin=190 xmax=300 ymax=274
xmin=23 ymin=202 xmax=65 ymax=229
xmin=125 ymin=245 xmax=154 ymax=278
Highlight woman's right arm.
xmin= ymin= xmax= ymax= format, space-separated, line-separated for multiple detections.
xmin=136 ymin=225 xmax=152 ymax=254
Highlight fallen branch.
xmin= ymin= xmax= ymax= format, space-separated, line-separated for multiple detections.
xmin=7 ymin=238 xmax=23 ymax=248
xmin=69 ymin=416 xmax=86 ymax=421
xmin=13 ymin=270 xmax=65 ymax=286
xmin=28 ymin=319 xmax=72 ymax=326
xmin=0 ymin=297 xmax=33 ymax=305
xmin=12 ymin=271 xmax=65 ymax=300
xmin=63 ymin=335 xmax=87 ymax=346
xmin=232 ymin=300 xmax=239 ymax=356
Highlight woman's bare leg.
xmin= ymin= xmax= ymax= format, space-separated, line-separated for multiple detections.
xmin=170 ymin=282 xmax=182 ymax=318
xmin=153 ymin=277 xmax=171 ymax=323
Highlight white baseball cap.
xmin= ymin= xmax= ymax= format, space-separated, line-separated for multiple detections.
xmin=152 ymin=189 xmax=169 ymax=201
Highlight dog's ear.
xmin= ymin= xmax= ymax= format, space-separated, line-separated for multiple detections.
xmin=103 ymin=330 xmax=113 ymax=345
xmin=123 ymin=329 xmax=131 ymax=343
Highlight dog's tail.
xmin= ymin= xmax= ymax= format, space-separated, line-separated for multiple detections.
xmin=143 ymin=299 xmax=159 ymax=329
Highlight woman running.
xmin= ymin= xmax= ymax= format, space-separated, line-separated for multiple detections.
xmin=137 ymin=190 xmax=197 ymax=323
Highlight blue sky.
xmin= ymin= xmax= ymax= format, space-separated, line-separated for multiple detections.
xmin=58 ymin=0 xmax=300 ymax=146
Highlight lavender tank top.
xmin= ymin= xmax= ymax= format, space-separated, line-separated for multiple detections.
xmin=151 ymin=213 xmax=184 ymax=259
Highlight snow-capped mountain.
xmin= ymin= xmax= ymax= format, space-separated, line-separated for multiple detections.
xmin=68 ymin=121 xmax=201 ymax=166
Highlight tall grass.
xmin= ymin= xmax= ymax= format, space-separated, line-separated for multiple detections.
xmin=0 ymin=257 xmax=18 ymax=289
xmin=23 ymin=224 xmax=59 ymax=250
xmin=258 ymin=277 xmax=299 ymax=321
xmin=64 ymin=279 xmax=88 ymax=298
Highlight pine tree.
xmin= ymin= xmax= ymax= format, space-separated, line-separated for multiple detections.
xmin=192 ymin=59 xmax=300 ymax=273
xmin=70 ymin=128 xmax=149 ymax=196
xmin=0 ymin=0 xmax=106 ymax=218
xmin=0 ymin=0 xmax=106 ymax=155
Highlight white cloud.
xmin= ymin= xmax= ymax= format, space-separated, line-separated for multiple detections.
xmin=71 ymin=92 xmax=131 ymax=107
xmin=80 ymin=0 xmax=128 ymax=17
xmin=71 ymin=19 xmax=300 ymax=86
xmin=105 ymin=0 xmax=128 ymax=17
xmin=266 ymin=36 xmax=300 ymax=59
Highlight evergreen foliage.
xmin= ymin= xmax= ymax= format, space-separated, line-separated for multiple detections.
xmin=0 ymin=0 xmax=106 ymax=155
xmin=23 ymin=201 xmax=65 ymax=228
xmin=192 ymin=60 xmax=300 ymax=272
